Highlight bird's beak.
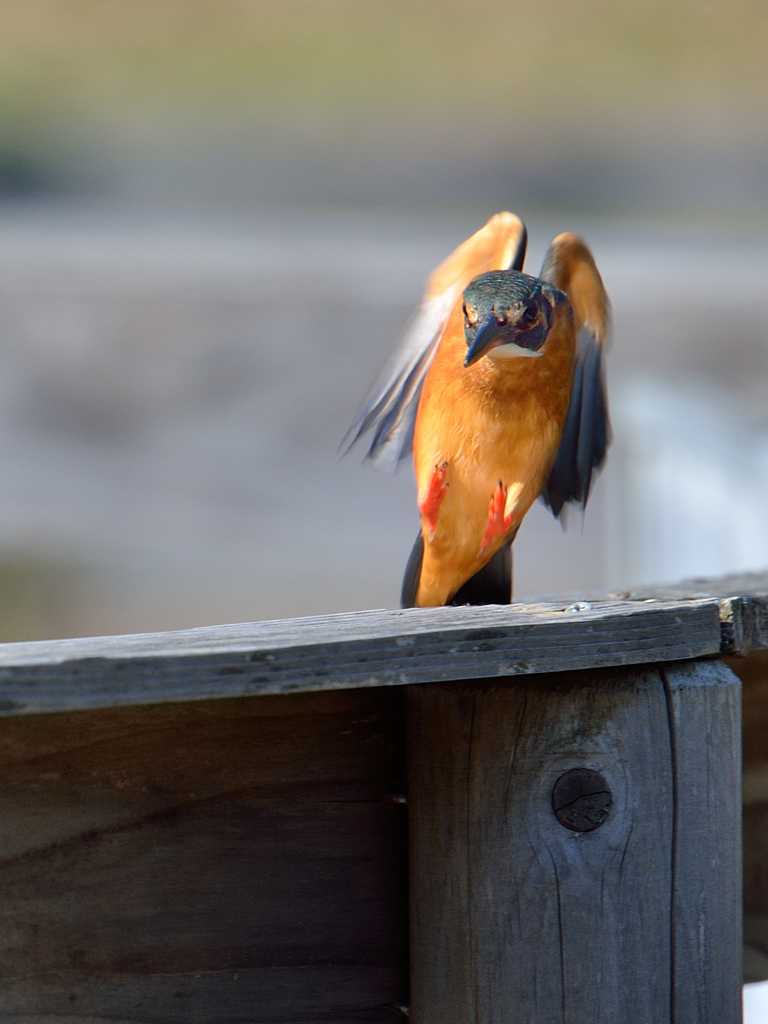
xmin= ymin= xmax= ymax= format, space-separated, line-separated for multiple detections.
xmin=464 ymin=313 xmax=505 ymax=367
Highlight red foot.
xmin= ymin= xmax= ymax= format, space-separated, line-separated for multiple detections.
xmin=479 ymin=481 xmax=514 ymax=554
xmin=420 ymin=461 xmax=448 ymax=538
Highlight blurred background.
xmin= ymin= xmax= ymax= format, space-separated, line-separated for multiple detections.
xmin=0 ymin=0 xmax=764 ymax=638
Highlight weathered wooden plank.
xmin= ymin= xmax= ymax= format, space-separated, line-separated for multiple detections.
xmin=406 ymin=660 xmax=741 ymax=1024
xmin=575 ymin=569 xmax=768 ymax=654
xmin=662 ymin=661 xmax=742 ymax=1022
xmin=0 ymin=598 xmax=726 ymax=715
xmin=0 ymin=966 xmax=403 ymax=1024
xmin=0 ymin=688 xmax=408 ymax=1023
xmin=0 ymin=569 xmax=755 ymax=716
xmin=0 ymin=968 xmax=400 ymax=1023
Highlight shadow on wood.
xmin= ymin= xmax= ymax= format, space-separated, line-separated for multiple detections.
xmin=732 ymin=648 xmax=768 ymax=983
xmin=0 ymin=688 xmax=408 ymax=1023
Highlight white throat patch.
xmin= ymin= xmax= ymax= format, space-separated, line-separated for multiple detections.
xmin=487 ymin=342 xmax=543 ymax=361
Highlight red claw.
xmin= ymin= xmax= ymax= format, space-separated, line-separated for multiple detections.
xmin=479 ymin=481 xmax=514 ymax=554
xmin=420 ymin=461 xmax=448 ymax=538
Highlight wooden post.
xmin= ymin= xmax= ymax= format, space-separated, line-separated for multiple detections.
xmin=407 ymin=660 xmax=742 ymax=1024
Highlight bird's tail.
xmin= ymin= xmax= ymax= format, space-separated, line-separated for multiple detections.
xmin=400 ymin=535 xmax=512 ymax=608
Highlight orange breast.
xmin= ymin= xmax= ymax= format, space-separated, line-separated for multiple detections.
xmin=413 ymin=302 xmax=576 ymax=606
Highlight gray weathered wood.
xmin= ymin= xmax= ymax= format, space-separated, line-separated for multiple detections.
xmin=406 ymin=659 xmax=741 ymax=1024
xmin=0 ymin=567 xmax=759 ymax=716
xmin=0 ymin=573 xmax=749 ymax=1020
xmin=662 ymin=661 xmax=743 ymax=1021
xmin=0 ymin=598 xmax=729 ymax=715
xmin=569 ymin=568 xmax=768 ymax=654
xmin=0 ymin=688 xmax=408 ymax=1023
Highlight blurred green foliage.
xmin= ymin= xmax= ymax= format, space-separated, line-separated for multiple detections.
xmin=0 ymin=551 xmax=89 ymax=641
xmin=0 ymin=0 xmax=763 ymax=149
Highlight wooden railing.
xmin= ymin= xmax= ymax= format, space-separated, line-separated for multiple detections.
xmin=0 ymin=571 xmax=763 ymax=1022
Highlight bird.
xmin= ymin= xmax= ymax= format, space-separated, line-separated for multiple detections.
xmin=343 ymin=212 xmax=610 ymax=608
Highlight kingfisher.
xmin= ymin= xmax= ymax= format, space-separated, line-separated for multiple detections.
xmin=343 ymin=212 xmax=610 ymax=608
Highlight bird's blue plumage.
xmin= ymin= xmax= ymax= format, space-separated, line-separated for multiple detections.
xmin=540 ymin=326 xmax=610 ymax=516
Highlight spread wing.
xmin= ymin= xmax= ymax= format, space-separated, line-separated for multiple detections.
xmin=342 ymin=211 xmax=528 ymax=470
xmin=539 ymin=233 xmax=611 ymax=517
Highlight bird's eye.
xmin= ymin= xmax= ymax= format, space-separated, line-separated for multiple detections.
xmin=523 ymin=304 xmax=538 ymax=323
xmin=463 ymin=303 xmax=478 ymax=324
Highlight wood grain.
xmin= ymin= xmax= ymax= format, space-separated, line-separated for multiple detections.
xmin=406 ymin=660 xmax=741 ymax=1024
xmin=662 ymin=661 xmax=743 ymax=1022
xmin=0 ymin=567 xmax=764 ymax=718
xmin=573 ymin=569 xmax=768 ymax=654
xmin=0 ymin=568 xmax=757 ymax=716
xmin=0 ymin=597 xmax=729 ymax=715
xmin=0 ymin=687 xmax=408 ymax=1023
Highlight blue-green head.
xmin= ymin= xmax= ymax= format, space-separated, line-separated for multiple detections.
xmin=462 ymin=270 xmax=567 ymax=367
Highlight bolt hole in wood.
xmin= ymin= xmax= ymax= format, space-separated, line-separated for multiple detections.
xmin=407 ymin=661 xmax=742 ymax=1024
xmin=552 ymin=767 xmax=613 ymax=832
xmin=0 ymin=578 xmax=760 ymax=1022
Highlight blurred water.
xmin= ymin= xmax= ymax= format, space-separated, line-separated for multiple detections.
xmin=610 ymin=379 xmax=768 ymax=586
xmin=0 ymin=203 xmax=764 ymax=636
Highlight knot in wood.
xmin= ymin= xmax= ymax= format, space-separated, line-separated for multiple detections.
xmin=552 ymin=768 xmax=612 ymax=832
